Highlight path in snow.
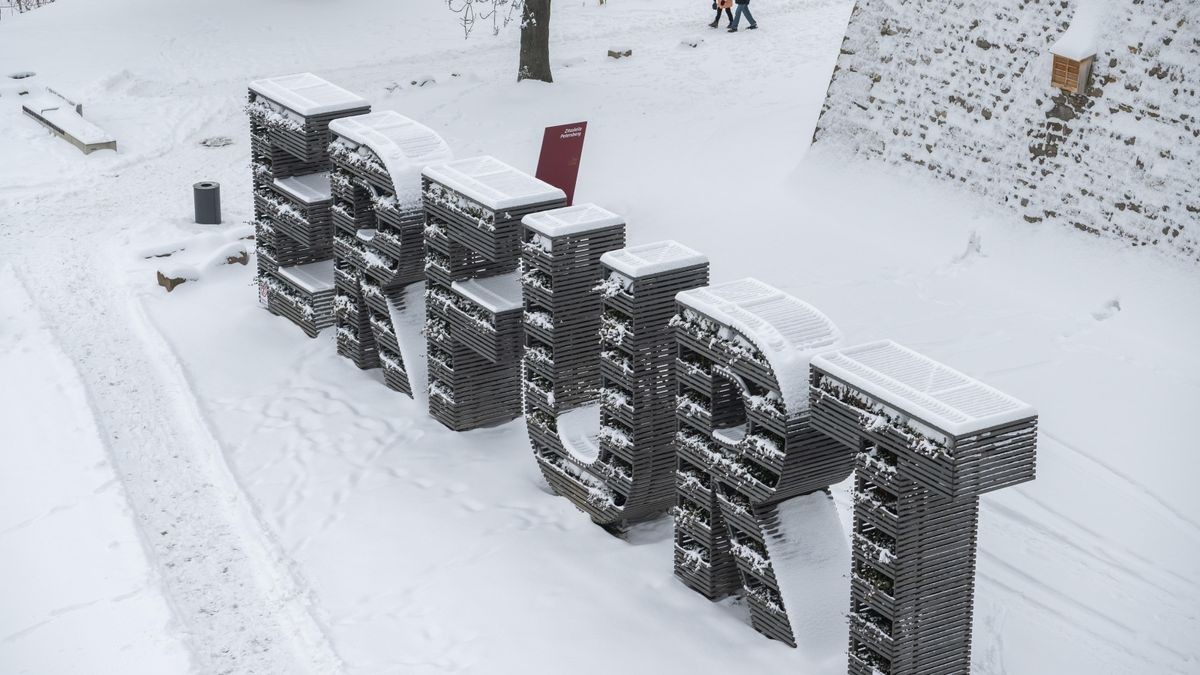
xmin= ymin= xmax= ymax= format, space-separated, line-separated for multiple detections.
xmin=0 ymin=265 xmax=191 ymax=675
xmin=0 ymin=175 xmax=344 ymax=672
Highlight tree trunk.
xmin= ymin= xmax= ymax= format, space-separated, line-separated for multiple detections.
xmin=518 ymin=0 xmax=553 ymax=83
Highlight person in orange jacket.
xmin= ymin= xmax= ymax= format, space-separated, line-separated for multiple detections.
xmin=709 ymin=0 xmax=733 ymax=28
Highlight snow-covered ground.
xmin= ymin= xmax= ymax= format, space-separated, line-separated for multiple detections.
xmin=1 ymin=0 xmax=1198 ymax=673
xmin=0 ymin=266 xmax=191 ymax=675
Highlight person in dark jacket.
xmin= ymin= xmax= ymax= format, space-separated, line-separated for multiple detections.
xmin=709 ymin=0 xmax=733 ymax=28
xmin=727 ymin=0 xmax=758 ymax=31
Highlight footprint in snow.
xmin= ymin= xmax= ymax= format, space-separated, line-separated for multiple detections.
xmin=951 ymin=230 xmax=985 ymax=264
xmin=1091 ymin=298 xmax=1121 ymax=321
xmin=1058 ymin=297 xmax=1122 ymax=341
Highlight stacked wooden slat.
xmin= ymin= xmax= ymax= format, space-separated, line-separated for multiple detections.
xmin=326 ymin=111 xmax=453 ymax=394
xmin=671 ymin=279 xmax=851 ymax=646
xmin=257 ymin=172 xmax=334 ymax=249
xmin=808 ymin=340 xmax=1038 ymax=675
xmin=518 ymin=206 xmax=630 ymax=525
xmin=331 ymin=171 xmax=380 ymax=370
xmin=588 ymin=242 xmax=710 ymax=527
xmin=267 ymin=260 xmax=337 ymax=338
xmin=248 ymin=73 xmax=370 ymax=167
xmin=521 ymin=205 xmax=627 ymax=405
xmin=247 ymin=73 xmax=369 ymax=337
xmin=422 ymin=156 xmax=566 ymax=431
xmin=445 ymin=274 xmax=524 ymax=364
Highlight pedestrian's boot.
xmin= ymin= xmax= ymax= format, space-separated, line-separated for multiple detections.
xmin=727 ymin=26 xmax=738 ymax=32
xmin=708 ymin=19 xmax=718 ymax=27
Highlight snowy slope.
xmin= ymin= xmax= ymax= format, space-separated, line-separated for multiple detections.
xmin=1 ymin=0 xmax=1198 ymax=674
xmin=814 ymin=0 xmax=1199 ymax=259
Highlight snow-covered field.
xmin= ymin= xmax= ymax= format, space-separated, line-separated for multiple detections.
xmin=1 ymin=0 xmax=1198 ymax=673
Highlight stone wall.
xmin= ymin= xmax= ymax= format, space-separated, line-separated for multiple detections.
xmin=813 ymin=0 xmax=1198 ymax=261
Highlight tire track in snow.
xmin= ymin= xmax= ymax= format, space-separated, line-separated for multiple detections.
xmin=973 ymin=428 xmax=1199 ymax=673
xmin=975 ymin=567 xmax=1195 ymax=675
xmin=1041 ymin=430 xmax=1200 ymax=534
xmin=987 ymin=494 xmax=1191 ymax=599
xmin=979 ymin=511 xmax=1196 ymax=669
xmin=4 ymin=218 xmax=344 ymax=672
xmin=977 ymin=551 xmax=1196 ymax=672
xmin=1003 ymin=489 xmax=1195 ymax=590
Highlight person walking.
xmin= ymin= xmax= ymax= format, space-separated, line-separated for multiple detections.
xmin=709 ymin=0 xmax=733 ymax=28
xmin=727 ymin=0 xmax=757 ymax=31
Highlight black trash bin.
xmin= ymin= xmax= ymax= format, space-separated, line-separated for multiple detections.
xmin=193 ymin=181 xmax=221 ymax=224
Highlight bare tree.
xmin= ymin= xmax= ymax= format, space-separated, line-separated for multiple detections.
xmin=446 ymin=0 xmax=553 ymax=84
xmin=446 ymin=0 xmax=521 ymax=37
xmin=1 ymin=0 xmax=55 ymax=20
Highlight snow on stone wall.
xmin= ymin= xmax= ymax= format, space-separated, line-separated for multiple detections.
xmin=813 ymin=0 xmax=1199 ymax=260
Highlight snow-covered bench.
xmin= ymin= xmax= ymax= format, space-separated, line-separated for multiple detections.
xmin=21 ymin=94 xmax=116 ymax=155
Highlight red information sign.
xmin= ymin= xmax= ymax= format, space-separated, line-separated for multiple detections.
xmin=536 ymin=122 xmax=587 ymax=206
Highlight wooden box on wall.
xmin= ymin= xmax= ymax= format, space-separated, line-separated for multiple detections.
xmin=1051 ymin=53 xmax=1094 ymax=94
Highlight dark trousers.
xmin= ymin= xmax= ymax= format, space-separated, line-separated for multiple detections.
xmin=731 ymin=4 xmax=756 ymax=28
xmin=712 ymin=7 xmax=733 ymax=24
